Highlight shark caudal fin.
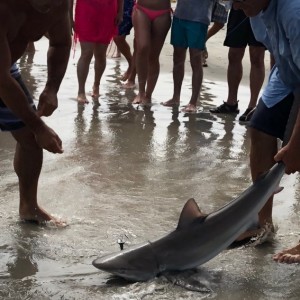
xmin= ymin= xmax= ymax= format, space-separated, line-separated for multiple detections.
xmin=176 ymin=198 xmax=208 ymax=230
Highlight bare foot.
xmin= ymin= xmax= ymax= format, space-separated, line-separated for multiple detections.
xmin=132 ymin=93 xmax=146 ymax=104
xmin=122 ymin=81 xmax=136 ymax=89
xmin=91 ymin=86 xmax=100 ymax=98
xmin=77 ymin=94 xmax=89 ymax=104
xmin=273 ymin=243 xmax=300 ymax=263
xmin=182 ymin=103 xmax=197 ymax=112
xmin=161 ymin=99 xmax=179 ymax=107
xmin=235 ymin=228 xmax=263 ymax=241
xmin=20 ymin=205 xmax=67 ymax=227
xmin=132 ymin=94 xmax=141 ymax=104
xmin=141 ymin=95 xmax=151 ymax=106
xmin=121 ymin=70 xmax=130 ymax=82
xmin=229 ymin=223 xmax=275 ymax=248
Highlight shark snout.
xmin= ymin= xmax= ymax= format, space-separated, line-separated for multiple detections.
xmin=93 ymin=242 xmax=159 ymax=281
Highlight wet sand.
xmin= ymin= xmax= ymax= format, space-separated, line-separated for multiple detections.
xmin=0 ymin=29 xmax=299 ymax=300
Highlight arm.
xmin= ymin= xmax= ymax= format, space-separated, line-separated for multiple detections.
xmin=38 ymin=4 xmax=72 ymax=116
xmin=0 ymin=19 xmax=43 ymax=132
xmin=274 ymin=87 xmax=300 ymax=174
xmin=0 ymin=6 xmax=64 ymax=153
xmin=0 ymin=34 xmax=63 ymax=153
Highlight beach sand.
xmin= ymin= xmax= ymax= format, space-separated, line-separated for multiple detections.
xmin=0 ymin=17 xmax=299 ymax=300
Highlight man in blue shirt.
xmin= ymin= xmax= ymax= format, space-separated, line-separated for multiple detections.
xmin=232 ymin=0 xmax=300 ymax=263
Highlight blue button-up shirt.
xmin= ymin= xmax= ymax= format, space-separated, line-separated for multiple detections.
xmin=250 ymin=0 xmax=300 ymax=107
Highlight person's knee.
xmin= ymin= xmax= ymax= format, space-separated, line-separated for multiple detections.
xmin=148 ymin=53 xmax=159 ymax=66
xmin=173 ymin=48 xmax=186 ymax=65
xmin=250 ymin=127 xmax=262 ymax=143
xmin=249 ymin=47 xmax=265 ymax=67
xmin=11 ymin=128 xmax=40 ymax=151
xmin=79 ymin=49 xmax=93 ymax=61
xmin=190 ymin=50 xmax=202 ymax=69
xmin=228 ymin=48 xmax=244 ymax=63
xmin=113 ymin=35 xmax=126 ymax=47
xmin=250 ymin=127 xmax=276 ymax=150
xmin=136 ymin=43 xmax=150 ymax=57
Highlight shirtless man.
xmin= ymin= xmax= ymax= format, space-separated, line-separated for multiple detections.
xmin=0 ymin=0 xmax=71 ymax=224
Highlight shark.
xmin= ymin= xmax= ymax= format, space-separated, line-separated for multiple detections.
xmin=93 ymin=162 xmax=285 ymax=282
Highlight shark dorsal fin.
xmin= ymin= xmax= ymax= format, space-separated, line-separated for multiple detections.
xmin=176 ymin=198 xmax=207 ymax=230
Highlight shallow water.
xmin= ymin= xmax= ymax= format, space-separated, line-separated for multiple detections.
xmin=1 ymin=37 xmax=300 ymax=299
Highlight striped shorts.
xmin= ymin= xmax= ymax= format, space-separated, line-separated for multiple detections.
xmin=211 ymin=2 xmax=228 ymax=24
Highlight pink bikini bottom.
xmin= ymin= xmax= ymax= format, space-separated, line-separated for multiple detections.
xmin=134 ymin=3 xmax=171 ymax=21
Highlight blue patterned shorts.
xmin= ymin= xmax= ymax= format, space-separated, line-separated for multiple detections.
xmin=118 ymin=0 xmax=135 ymax=36
xmin=0 ymin=74 xmax=35 ymax=131
xmin=211 ymin=2 xmax=228 ymax=24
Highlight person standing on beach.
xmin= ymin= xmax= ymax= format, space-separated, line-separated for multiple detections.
xmin=161 ymin=0 xmax=215 ymax=112
xmin=132 ymin=0 xmax=172 ymax=105
xmin=209 ymin=7 xmax=266 ymax=122
xmin=0 ymin=0 xmax=71 ymax=224
xmin=202 ymin=0 xmax=229 ymax=67
xmin=113 ymin=0 xmax=137 ymax=88
xmin=231 ymin=0 xmax=300 ymax=263
xmin=71 ymin=0 xmax=124 ymax=104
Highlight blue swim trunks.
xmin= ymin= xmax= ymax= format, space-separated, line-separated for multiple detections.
xmin=118 ymin=0 xmax=135 ymax=36
xmin=171 ymin=16 xmax=208 ymax=50
xmin=0 ymin=65 xmax=35 ymax=131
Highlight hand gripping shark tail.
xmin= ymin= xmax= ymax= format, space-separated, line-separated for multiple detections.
xmin=93 ymin=162 xmax=285 ymax=282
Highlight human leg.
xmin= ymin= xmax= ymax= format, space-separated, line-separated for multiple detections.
xmin=250 ymin=128 xmax=278 ymax=226
xmin=161 ymin=47 xmax=186 ymax=107
xmin=113 ymin=35 xmax=133 ymax=81
xmin=248 ymin=46 xmax=265 ymax=109
xmin=132 ymin=7 xmax=152 ymax=104
xmin=77 ymin=42 xmax=94 ymax=104
xmin=26 ymin=42 xmax=36 ymax=53
xmin=93 ymin=43 xmax=109 ymax=98
xmin=235 ymin=95 xmax=294 ymax=243
xmin=123 ymin=37 xmax=137 ymax=88
xmin=182 ymin=48 xmax=203 ymax=112
xmin=227 ymin=47 xmax=245 ymax=105
xmin=210 ymin=47 xmax=244 ymax=114
xmin=144 ymin=12 xmax=171 ymax=104
xmin=11 ymin=127 xmax=64 ymax=224
xmin=238 ymin=46 xmax=265 ymax=122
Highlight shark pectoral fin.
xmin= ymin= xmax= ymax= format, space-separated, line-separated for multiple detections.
xmin=176 ymin=198 xmax=207 ymax=230
xmin=274 ymin=186 xmax=284 ymax=194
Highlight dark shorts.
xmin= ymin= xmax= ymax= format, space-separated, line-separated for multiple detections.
xmin=118 ymin=0 xmax=134 ymax=36
xmin=224 ymin=9 xmax=265 ymax=48
xmin=249 ymin=93 xmax=294 ymax=140
xmin=0 ymin=75 xmax=35 ymax=131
